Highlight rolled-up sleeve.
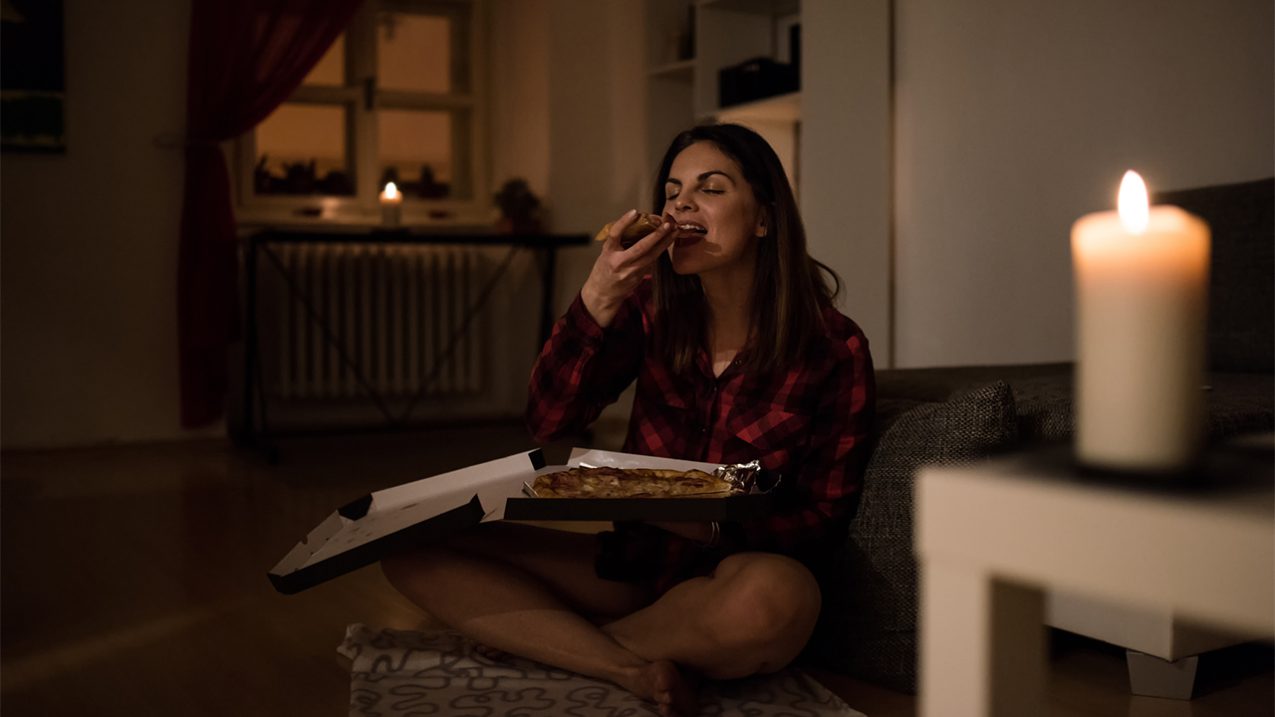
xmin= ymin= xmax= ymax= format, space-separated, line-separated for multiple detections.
xmin=525 ymin=291 xmax=646 ymax=443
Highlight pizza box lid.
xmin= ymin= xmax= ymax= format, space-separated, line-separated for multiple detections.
xmin=502 ymin=448 xmax=776 ymax=522
xmin=268 ymin=449 xmax=543 ymax=594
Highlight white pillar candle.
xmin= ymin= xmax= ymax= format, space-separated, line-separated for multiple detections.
xmin=1071 ymin=171 xmax=1210 ymax=472
xmin=379 ymin=181 xmax=403 ymax=226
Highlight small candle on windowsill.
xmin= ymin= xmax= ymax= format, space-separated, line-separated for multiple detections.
xmin=380 ymin=181 xmax=403 ymax=226
xmin=1071 ymin=170 xmax=1211 ymax=473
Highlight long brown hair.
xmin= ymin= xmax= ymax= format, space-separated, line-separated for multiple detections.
xmin=651 ymin=123 xmax=841 ymax=376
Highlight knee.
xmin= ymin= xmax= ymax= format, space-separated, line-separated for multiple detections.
xmin=712 ymin=554 xmax=821 ymax=651
xmin=380 ymin=551 xmax=413 ymax=587
xmin=380 ymin=547 xmax=452 ymax=596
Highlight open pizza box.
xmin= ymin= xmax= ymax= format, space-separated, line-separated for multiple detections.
xmin=268 ymin=449 xmax=543 ymax=595
xmin=269 ymin=447 xmax=774 ymax=595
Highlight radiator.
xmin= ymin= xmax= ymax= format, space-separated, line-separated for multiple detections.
xmin=262 ymin=243 xmax=486 ymax=403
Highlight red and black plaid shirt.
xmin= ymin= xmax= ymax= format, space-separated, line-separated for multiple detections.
xmin=526 ymin=281 xmax=875 ymax=590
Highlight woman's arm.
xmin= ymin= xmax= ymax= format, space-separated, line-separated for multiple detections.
xmin=526 ymin=210 xmax=677 ymax=443
xmin=525 ymin=290 xmax=646 ymax=443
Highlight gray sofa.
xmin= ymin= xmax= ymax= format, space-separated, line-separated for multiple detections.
xmin=809 ymin=362 xmax=1273 ymax=693
xmin=807 ymin=177 xmax=1274 ymax=693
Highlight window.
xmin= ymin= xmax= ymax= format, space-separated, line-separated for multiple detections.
xmin=239 ymin=0 xmax=484 ymax=219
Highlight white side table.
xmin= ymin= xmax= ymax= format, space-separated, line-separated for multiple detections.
xmin=915 ymin=447 xmax=1274 ymax=717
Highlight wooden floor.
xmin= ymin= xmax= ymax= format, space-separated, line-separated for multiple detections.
xmin=2 ymin=427 xmax=1271 ymax=716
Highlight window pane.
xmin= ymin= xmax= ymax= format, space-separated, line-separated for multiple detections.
xmin=255 ymin=103 xmax=353 ymax=196
xmin=377 ymin=12 xmax=451 ymax=94
xmin=378 ymin=109 xmax=468 ymax=199
xmin=304 ymin=35 xmax=345 ymax=86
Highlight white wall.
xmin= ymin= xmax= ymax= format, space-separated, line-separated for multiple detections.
xmin=481 ymin=0 xmax=649 ymax=428
xmin=545 ymin=0 xmax=648 ymax=315
xmin=1 ymin=0 xmax=206 ymax=448
xmin=489 ymin=0 xmax=550 ymax=200
xmin=893 ymin=0 xmax=1274 ymax=368
xmin=801 ymin=0 xmax=893 ymax=366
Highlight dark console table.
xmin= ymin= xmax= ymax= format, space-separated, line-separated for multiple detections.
xmin=240 ymin=226 xmax=588 ymax=457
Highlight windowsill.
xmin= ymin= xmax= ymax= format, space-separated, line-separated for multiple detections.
xmin=236 ymin=207 xmax=501 ymax=233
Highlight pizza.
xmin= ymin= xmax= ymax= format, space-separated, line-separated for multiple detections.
xmin=530 ymin=466 xmax=733 ymax=499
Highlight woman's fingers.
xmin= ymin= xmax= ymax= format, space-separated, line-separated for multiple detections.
xmin=580 ymin=211 xmax=669 ymax=326
xmin=605 ymin=209 xmax=644 ymax=249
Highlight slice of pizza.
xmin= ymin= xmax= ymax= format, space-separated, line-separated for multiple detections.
xmin=530 ymin=466 xmax=733 ymax=498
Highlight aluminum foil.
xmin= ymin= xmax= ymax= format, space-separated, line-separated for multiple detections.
xmin=714 ymin=460 xmax=766 ymax=494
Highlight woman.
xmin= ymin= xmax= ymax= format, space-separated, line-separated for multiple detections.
xmin=383 ymin=123 xmax=874 ymax=717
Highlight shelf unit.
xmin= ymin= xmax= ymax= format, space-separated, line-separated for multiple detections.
xmin=644 ymin=0 xmax=802 ymax=192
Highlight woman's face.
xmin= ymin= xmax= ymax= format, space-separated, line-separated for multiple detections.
xmin=661 ymin=141 xmax=766 ymax=278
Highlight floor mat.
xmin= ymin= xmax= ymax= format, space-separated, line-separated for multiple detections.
xmin=339 ymin=624 xmax=866 ymax=717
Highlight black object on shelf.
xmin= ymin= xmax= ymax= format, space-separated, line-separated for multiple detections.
xmin=718 ymin=57 xmax=799 ymax=109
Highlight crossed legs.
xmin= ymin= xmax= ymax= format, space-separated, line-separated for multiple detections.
xmin=380 ymin=521 xmax=821 ymax=717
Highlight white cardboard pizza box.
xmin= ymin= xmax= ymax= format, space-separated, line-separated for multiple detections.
xmin=268 ymin=447 xmax=758 ymax=594
xmin=268 ymin=449 xmax=542 ymax=594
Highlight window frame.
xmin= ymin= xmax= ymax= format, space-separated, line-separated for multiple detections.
xmin=234 ymin=0 xmax=488 ymax=226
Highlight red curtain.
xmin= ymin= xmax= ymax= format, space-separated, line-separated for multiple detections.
xmin=179 ymin=0 xmax=363 ymax=427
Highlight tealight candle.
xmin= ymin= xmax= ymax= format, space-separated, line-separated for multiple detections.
xmin=379 ymin=181 xmax=403 ymax=226
xmin=1071 ymin=171 xmax=1210 ymax=472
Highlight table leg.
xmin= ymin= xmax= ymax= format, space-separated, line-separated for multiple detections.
xmin=920 ymin=560 xmax=1047 ymax=717
xmin=1126 ymin=650 xmax=1199 ymax=699
xmin=241 ymin=235 xmax=259 ymax=444
xmin=538 ymin=245 xmax=558 ymax=350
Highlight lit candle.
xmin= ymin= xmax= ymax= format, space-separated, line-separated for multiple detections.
xmin=380 ymin=181 xmax=403 ymax=226
xmin=1071 ymin=170 xmax=1210 ymax=472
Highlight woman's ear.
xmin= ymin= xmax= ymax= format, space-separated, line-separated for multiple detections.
xmin=754 ymin=208 xmax=770 ymax=238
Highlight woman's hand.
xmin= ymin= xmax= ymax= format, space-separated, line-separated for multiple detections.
xmin=581 ymin=209 xmax=676 ymax=327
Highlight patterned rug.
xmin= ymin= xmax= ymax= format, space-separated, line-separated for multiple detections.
xmin=339 ymin=624 xmax=866 ymax=717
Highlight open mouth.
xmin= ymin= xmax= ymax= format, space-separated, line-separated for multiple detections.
xmin=675 ymin=223 xmax=707 ymax=235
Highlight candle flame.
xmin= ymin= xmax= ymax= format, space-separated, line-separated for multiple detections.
xmin=1117 ymin=170 xmax=1149 ymax=234
xmin=382 ymin=182 xmax=400 ymax=200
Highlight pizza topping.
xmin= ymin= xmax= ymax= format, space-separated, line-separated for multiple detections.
xmin=529 ymin=466 xmax=734 ymax=499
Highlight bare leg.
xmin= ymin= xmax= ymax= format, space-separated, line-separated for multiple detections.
xmin=604 ymin=552 xmax=822 ymax=679
xmin=381 ymin=523 xmax=698 ymax=716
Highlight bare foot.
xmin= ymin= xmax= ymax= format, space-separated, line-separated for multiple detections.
xmin=621 ymin=660 xmax=699 ymax=716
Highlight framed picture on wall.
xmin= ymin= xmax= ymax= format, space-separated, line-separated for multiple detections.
xmin=2 ymin=0 xmax=66 ymax=153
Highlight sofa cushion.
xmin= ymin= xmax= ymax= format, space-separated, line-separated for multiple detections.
xmin=877 ymin=364 xmax=1274 ymax=444
xmin=877 ymin=363 xmax=1073 ymax=442
xmin=1206 ymin=372 xmax=1275 ymax=438
xmin=809 ymin=381 xmax=1018 ymax=693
